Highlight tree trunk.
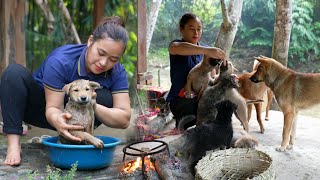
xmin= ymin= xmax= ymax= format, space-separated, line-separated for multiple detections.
xmin=146 ymin=0 xmax=162 ymax=54
xmin=314 ymin=0 xmax=320 ymax=22
xmin=58 ymin=0 xmax=81 ymax=44
xmin=34 ymin=0 xmax=55 ymax=35
xmin=272 ymin=0 xmax=292 ymax=66
xmin=137 ymin=0 xmax=147 ymax=74
xmin=215 ymin=0 xmax=243 ymax=59
xmin=0 ymin=0 xmax=26 ymax=75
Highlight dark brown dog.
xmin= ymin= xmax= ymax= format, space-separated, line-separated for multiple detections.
xmin=61 ymin=79 xmax=104 ymax=148
xmin=250 ymin=56 xmax=320 ymax=151
xmin=184 ymin=56 xmax=221 ymax=99
xmin=208 ymin=61 xmax=250 ymax=132
xmin=197 ymin=73 xmax=249 ymax=132
xmin=238 ymin=60 xmax=273 ymax=133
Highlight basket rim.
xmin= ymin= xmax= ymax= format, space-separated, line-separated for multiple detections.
xmin=195 ymin=148 xmax=275 ymax=180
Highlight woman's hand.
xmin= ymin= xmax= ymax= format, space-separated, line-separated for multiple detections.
xmin=51 ymin=112 xmax=84 ymax=142
xmin=205 ymin=47 xmax=227 ymax=66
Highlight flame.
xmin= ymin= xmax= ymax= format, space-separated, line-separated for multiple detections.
xmin=123 ymin=156 xmax=155 ymax=173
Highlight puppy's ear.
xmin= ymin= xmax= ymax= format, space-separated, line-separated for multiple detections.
xmin=89 ymin=81 xmax=101 ymax=90
xmin=62 ymin=83 xmax=73 ymax=95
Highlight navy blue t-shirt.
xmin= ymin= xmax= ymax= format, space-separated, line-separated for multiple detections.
xmin=166 ymin=39 xmax=205 ymax=102
xmin=32 ymin=44 xmax=128 ymax=94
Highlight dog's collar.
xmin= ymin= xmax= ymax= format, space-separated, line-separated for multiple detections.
xmin=269 ymin=69 xmax=286 ymax=90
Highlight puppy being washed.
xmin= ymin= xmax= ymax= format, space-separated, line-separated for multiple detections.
xmin=61 ymin=79 xmax=104 ymax=148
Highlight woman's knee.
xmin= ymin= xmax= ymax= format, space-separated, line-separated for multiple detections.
xmin=1 ymin=64 xmax=30 ymax=83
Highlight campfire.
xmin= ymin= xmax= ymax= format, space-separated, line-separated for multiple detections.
xmin=116 ymin=139 xmax=194 ymax=179
xmin=123 ymin=156 xmax=155 ymax=173
xmin=121 ymin=140 xmax=171 ymax=179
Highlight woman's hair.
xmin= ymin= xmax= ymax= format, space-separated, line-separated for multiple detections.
xmin=179 ymin=13 xmax=199 ymax=29
xmin=92 ymin=16 xmax=129 ymax=46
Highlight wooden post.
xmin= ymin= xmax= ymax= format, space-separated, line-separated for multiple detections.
xmin=0 ymin=0 xmax=26 ymax=75
xmin=137 ymin=0 xmax=147 ymax=78
xmin=93 ymin=0 xmax=106 ymax=29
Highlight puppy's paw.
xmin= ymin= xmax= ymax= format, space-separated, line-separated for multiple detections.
xmin=287 ymin=144 xmax=293 ymax=150
xmin=92 ymin=138 xmax=104 ymax=149
xmin=276 ymin=146 xmax=286 ymax=152
xmin=265 ymin=117 xmax=269 ymax=121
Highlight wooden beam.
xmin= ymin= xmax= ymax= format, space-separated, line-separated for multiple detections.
xmin=93 ymin=0 xmax=106 ymax=29
xmin=137 ymin=0 xmax=147 ymax=76
xmin=0 ymin=0 xmax=26 ymax=75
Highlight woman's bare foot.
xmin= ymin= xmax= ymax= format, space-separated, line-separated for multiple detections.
xmin=3 ymin=134 xmax=21 ymax=166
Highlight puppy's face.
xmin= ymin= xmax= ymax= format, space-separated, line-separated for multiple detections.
xmin=63 ymin=80 xmax=101 ymax=105
xmin=222 ymin=74 xmax=240 ymax=88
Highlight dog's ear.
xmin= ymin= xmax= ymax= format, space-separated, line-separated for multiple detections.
xmin=254 ymin=55 xmax=271 ymax=63
xmin=89 ymin=81 xmax=101 ymax=90
xmin=254 ymin=57 xmax=265 ymax=64
xmin=62 ymin=82 xmax=73 ymax=95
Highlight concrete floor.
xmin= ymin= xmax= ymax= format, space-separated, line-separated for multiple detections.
xmin=234 ymin=109 xmax=320 ymax=180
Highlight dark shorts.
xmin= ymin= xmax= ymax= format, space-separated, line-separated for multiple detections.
xmin=169 ymin=97 xmax=198 ymax=128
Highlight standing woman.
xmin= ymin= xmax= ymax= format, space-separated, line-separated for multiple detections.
xmin=166 ymin=13 xmax=226 ymax=130
xmin=1 ymin=16 xmax=131 ymax=166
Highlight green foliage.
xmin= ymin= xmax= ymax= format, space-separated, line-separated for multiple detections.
xmin=20 ymin=162 xmax=81 ymax=180
xmin=25 ymin=0 xmax=137 ymax=80
xmin=235 ymin=0 xmax=275 ymax=48
xmin=289 ymin=0 xmax=320 ymax=61
xmin=105 ymin=0 xmax=138 ymax=80
xmin=148 ymin=47 xmax=169 ymax=66
xmin=235 ymin=0 xmax=320 ymax=62
xmin=151 ymin=0 xmax=221 ymax=48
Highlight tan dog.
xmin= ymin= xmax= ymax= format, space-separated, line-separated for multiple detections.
xmin=250 ymin=56 xmax=320 ymax=151
xmin=184 ymin=56 xmax=221 ymax=99
xmin=61 ymin=79 xmax=104 ymax=148
xmin=238 ymin=60 xmax=273 ymax=133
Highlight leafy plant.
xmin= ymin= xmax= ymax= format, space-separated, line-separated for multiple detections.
xmin=20 ymin=162 xmax=81 ymax=180
xmin=289 ymin=0 xmax=319 ymax=61
xmin=25 ymin=0 xmax=137 ymax=80
xmin=234 ymin=0 xmax=275 ymax=49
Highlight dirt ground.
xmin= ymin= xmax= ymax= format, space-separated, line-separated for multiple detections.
xmin=1 ymin=61 xmax=320 ymax=179
xmin=232 ymin=108 xmax=320 ymax=180
xmin=1 ymin=105 xmax=320 ymax=179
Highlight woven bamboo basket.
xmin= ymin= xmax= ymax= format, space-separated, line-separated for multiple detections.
xmin=195 ymin=148 xmax=275 ymax=180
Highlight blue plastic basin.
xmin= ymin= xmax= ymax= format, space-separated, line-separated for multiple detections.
xmin=42 ymin=136 xmax=121 ymax=170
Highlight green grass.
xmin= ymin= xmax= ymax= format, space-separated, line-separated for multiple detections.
xmin=147 ymin=47 xmax=170 ymax=67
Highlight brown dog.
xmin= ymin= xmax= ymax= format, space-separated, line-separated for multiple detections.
xmin=238 ymin=60 xmax=273 ymax=133
xmin=250 ymin=56 xmax=320 ymax=151
xmin=61 ymin=79 xmax=104 ymax=148
xmin=184 ymin=56 xmax=221 ymax=99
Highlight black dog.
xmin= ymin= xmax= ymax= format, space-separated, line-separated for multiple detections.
xmin=184 ymin=100 xmax=237 ymax=175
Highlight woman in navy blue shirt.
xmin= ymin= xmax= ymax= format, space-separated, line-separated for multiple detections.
xmin=167 ymin=13 xmax=226 ymax=130
xmin=1 ymin=16 xmax=131 ymax=166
